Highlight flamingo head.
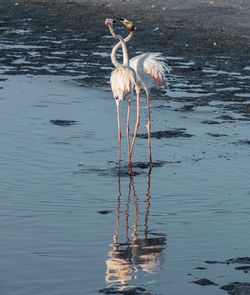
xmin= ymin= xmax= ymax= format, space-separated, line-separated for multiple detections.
xmin=104 ymin=18 xmax=116 ymax=27
xmin=117 ymin=17 xmax=135 ymax=31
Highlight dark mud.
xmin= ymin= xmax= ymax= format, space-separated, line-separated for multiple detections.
xmin=221 ymin=283 xmax=250 ymax=295
xmin=235 ymin=266 xmax=250 ymax=272
xmin=189 ymin=258 xmax=250 ymax=294
xmin=205 ymin=257 xmax=250 ymax=265
xmin=233 ymin=140 xmax=250 ymax=146
xmin=0 ymin=0 xmax=249 ymax=122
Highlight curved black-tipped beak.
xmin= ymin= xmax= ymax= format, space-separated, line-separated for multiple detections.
xmin=116 ymin=17 xmax=125 ymax=22
xmin=116 ymin=17 xmax=135 ymax=31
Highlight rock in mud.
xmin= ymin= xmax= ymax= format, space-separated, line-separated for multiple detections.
xmin=50 ymin=119 xmax=77 ymax=126
xmin=221 ymin=282 xmax=250 ymax=295
xmin=137 ymin=129 xmax=193 ymax=139
xmin=206 ymin=133 xmax=228 ymax=137
xmin=216 ymin=115 xmax=236 ymax=121
xmin=227 ymin=257 xmax=250 ymax=264
xmin=97 ymin=210 xmax=112 ymax=215
xmin=176 ymin=104 xmax=195 ymax=112
xmin=201 ymin=120 xmax=221 ymax=125
xmin=205 ymin=257 xmax=250 ymax=266
xmin=237 ymin=140 xmax=250 ymax=145
xmin=191 ymin=278 xmax=218 ymax=286
xmin=235 ymin=266 xmax=250 ymax=272
xmin=132 ymin=161 xmax=167 ymax=169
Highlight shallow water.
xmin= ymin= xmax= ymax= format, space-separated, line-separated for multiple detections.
xmin=1 ymin=75 xmax=250 ymax=295
xmin=1 ymin=2 xmax=250 ymax=294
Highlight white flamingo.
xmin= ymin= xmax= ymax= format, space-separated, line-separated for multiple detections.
xmin=105 ymin=18 xmax=136 ymax=164
xmin=109 ymin=18 xmax=171 ymax=163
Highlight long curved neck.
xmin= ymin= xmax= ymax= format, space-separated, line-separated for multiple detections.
xmin=113 ymin=31 xmax=134 ymax=66
xmin=107 ymin=24 xmax=133 ymax=68
xmin=116 ymin=35 xmax=129 ymax=67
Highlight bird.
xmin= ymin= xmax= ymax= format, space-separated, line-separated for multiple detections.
xmin=105 ymin=18 xmax=136 ymax=165
xmin=112 ymin=18 xmax=171 ymax=164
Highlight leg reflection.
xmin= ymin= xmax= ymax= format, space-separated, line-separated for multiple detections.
xmin=103 ymin=167 xmax=166 ymax=294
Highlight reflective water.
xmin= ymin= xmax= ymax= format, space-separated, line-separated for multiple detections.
xmin=1 ymin=75 xmax=250 ymax=295
xmin=0 ymin=5 xmax=250 ymax=293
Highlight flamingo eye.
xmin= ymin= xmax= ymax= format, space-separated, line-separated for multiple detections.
xmin=115 ymin=96 xmax=119 ymax=100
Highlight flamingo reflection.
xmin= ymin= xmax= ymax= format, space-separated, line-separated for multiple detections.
xmin=103 ymin=167 xmax=166 ymax=293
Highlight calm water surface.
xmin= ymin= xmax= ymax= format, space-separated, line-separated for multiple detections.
xmin=0 ymin=76 xmax=250 ymax=295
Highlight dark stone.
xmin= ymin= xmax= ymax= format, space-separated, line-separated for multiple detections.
xmin=176 ymin=104 xmax=195 ymax=112
xmin=205 ymin=257 xmax=250 ymax=266
xmin=50 ymin=119 xmax=77 ymax=126
xmin=132 ymin=161 xmax=167 ymax=169
xmin=235 ymin=266 xmax=250 ymax=271
xmin=201 ymin=120 xmax=221 ymax=125
xmin=206 ymin=133 xmax=228 ymax=137
xmin=227 ymin=257 xmax=250 ymax=264
xmin=204 ymin=260 xmax=222 ymax=264
xmin=97 ymin=210 xmax=112 ymax=215
xmin=191 ymin=278 xmax=218 ymax=286
xmin=137 ymin=130 xmax=193 ymax=139
xmin=238 ymin=140 xmax=250 ymax=145
xmin=216 ymin=115 xmax=235 ymax=121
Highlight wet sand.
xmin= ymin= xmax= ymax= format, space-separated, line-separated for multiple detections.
xmin=1 ymin=1 xmax=250 ymax=295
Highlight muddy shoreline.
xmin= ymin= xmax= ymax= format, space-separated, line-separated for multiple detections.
xmin=1 ymin=0 xmax=250 ymax=120
xmin=1 ymin=0 xmax=250 ymax=81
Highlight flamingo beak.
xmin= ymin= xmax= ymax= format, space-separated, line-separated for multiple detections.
xmin=104 ymin=18 xmax=116 ymax=26
xmin=117 ymin=17 xmax=125 ymax=22
xmin=117 ymin=17 xmax=135 ymax=31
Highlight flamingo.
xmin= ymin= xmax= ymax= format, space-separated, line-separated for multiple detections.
xmin=105 ymin=18 xmax=136 ymax=164
xmin=111 ymin=18 xmax=171 ymax=163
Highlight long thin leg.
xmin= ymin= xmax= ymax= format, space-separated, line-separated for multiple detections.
xmin=129 ymin=91 xmax=140 ymax=164
xmin=147 ymin=95 xmax=152 ymax=163
xmin=116 ymin=102 xmax=121 ymax=163
xmin=126 ymin=98 xmax=131 ymax=161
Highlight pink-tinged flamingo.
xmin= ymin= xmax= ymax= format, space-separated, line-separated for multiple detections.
xmin=113 ymin=18 xmax=171 ymax=163
xmin=105 ymin=18 xmax=136 ymax=164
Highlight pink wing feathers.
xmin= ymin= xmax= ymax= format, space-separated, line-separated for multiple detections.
xmin=130 ymin=52 xmax=171 ymax=87
xmin=143 ymin=53 xmax=171 ymax=85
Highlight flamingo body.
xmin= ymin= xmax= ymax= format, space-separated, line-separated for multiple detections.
xmin=129 ymin=52 xmax=171 ymax=96
xmin=110 ymin=66 xmax=136 ymax=103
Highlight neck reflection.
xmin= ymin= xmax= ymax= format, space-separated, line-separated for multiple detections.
xmin=105 ymin=167 xmax=166 ymax=292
